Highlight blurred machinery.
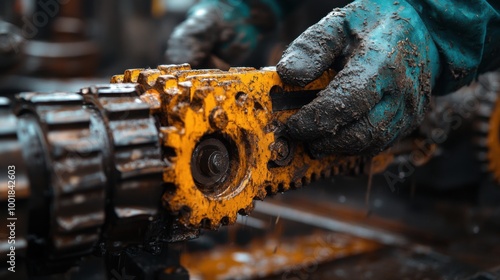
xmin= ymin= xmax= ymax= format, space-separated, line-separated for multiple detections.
xmin=1 ymin=1 xmax=500 ymax=280
xmin=0 ymin=64 xmax=500 ymax=279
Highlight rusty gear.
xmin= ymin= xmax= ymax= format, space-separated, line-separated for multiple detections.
xmin=486 ymin=98 xmax=500 ymax=182
xmin=111 ymin=64 xmax=389 ymax=229
xmin=474 ymin=72 xmax=500 ymax=183
xmin=15 ymin=92 xmax=107 ymax=270
xmin=0 ymin=97 xmax=30 ymax=279
xmin=80 ymin=84 xmax=164 ymax=245
xmin=3 ymin=64 xmax=494 ymax=277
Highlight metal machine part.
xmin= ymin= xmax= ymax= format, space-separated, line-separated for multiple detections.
xmin=16 ymin=92 xmax=107 ymax=273
xmin=0 ymin=65 xmax=498 ymax=277
xmin=110 ymin=64 xmax=396 ymax=230
xmin=473 ymin=72 xmax=500 ymax=182
xmin=0 ymin=97 xmax=30 ymax=279
xmin=0 ymin=85 xmax=168 ymax=277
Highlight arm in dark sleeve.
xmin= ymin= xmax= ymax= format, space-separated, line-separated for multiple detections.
xmin=407 ymin=0 xmax=500 ymax=94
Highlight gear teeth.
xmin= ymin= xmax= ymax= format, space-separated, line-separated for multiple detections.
xmin=200 ymin=218 xmax=213 ymax=229
xmin=473 ymin=136 xmax=488 ymax=147
xmin=158 ymin=63 xmax=191 ymax=75
xmin=81 ymin=84 xmax=164 ymax=226
xmin=474 ymin=121 xmax=491 ymax=134
xmin=0 ymin=97 xmax=30 ymax=275
xmin=472 ymin=72 xmax=500 ymax=184
xmin=113 ymin=65 xmax=363 ymax=230
xmin=16 ymin=92 xmax=106 ymax=259
xmin=123 ymin=68 xmax=144 ymax=83
xmin=111 ymin=75 xmax=124 ymax=83
xmin=291 ymin=180 xmax=302 ymax=189
xmin=191 ymin=87 xmax=211 ymax=112
xmin=477 ymin=151 xmax=489 ymax=161
xmin=138 ymin=69 xmax=161 ymax=89
xmin=175 ymin=69 xmax=224 ymax=80
xmin=477 ymin=103 xmax=494 ymax=117
xmin=178 ymin=205 xmax=192 ymax=219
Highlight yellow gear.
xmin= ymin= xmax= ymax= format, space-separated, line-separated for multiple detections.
xmin=111 ymin=64 xmax=370 ymax=229
xmin=486 ymin=92 xmax=500 ymax=182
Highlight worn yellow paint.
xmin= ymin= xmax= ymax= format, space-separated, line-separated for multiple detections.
xmin=111 ymin=64 xmax=397 ymax=229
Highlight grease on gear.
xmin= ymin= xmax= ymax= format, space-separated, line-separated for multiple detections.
xmin=111 ymin=64 xmax=410 ymax=230
xmin=0 ymin=64 xmax=439 ymax=240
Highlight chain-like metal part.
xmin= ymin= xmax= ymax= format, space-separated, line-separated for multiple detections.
xmin=111 ymin=64 xmax=390 ymax=230
xmin=3 ymin=64 xmax=498 ymax=276
xmin=80 ymin=84 xmax=164 ymax=245
xmin=473 ymin=72 xmax=500 ymax=183
xmin=14 ymin=92 xmax=106 ymax=270
xmin=485 ymin=99 xmax=500 ymax=183
xmin=0 ymin=97 xmax=30 ymax=279
xmin=0 ymin=85 xmax=165 ymax=275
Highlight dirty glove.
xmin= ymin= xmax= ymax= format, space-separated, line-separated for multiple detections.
xmin=277 ymin=0 xmax=499 ymax=156
xmin=166 ymin=0 xmax=282 ymax=68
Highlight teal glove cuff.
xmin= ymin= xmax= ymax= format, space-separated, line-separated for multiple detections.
xmin=277 ymin=0 xmax=442 ymax=155
xmin=407 ymin=0 xmax=500 ymax=94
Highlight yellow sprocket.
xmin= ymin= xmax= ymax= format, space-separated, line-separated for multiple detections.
xmin=474 ymin=72 xmax=500 ymax=183
xmin=110 ymin=64 xmax=371 ymax=230
xmin=485 ymin=84 xmax=500 ymax=182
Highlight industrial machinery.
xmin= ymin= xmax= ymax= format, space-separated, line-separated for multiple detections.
xmin=0 ymin=64 xmax=499 ymax=279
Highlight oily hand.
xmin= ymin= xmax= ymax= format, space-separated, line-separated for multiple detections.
xmin=277 ymin=0 xmax=440 ymax=156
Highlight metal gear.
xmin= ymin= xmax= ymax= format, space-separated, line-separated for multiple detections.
xmin=15 ymin=92 xmax=107 ymax=272
xmin=80 ymin=83 xmax=164 ymax=246
xmin=0 ymin=63 xmax=452 ymax=276
xmin=111 ymin=64 xmax=375 ymax=230
xmin=486 ymin=100 xmax=500 ymax=182
xmin=0 ymin=97 xmax=30 ymax=279
xmin=474 ymin=72 xmax=500 ymax=183
xmin=0 ymin=85 xmax=167 ymax=276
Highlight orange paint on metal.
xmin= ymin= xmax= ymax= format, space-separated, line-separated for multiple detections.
xmin=111 ymin=64 xmax=402 ymax=229
xmin=486 ymin=95 xmax=500 ymax=183
xmin=180 ymin=231 xmax=380 ymax=280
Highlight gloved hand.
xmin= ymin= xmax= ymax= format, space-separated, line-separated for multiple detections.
xmin=277 ymin=0 xmax=499 ymax=156
xmin=166 ymin=0 xmax=280 ymax=68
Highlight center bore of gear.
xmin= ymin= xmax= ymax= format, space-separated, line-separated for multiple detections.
xmin=191 ymin=137 xmax=231 ymax=194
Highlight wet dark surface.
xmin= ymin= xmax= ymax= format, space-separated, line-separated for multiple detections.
xmin=183 ymin=173 xmax=500 ymax=280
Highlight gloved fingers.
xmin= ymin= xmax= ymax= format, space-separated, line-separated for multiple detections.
xmin=276 ymin=8 xmax=352 ymax=87
xmin=167 ymin=34 xmax=208 ymax=66
xmin=307 ymin=95 xmax=408 ymax=156
xmin=286 ymin=38 xmax=393 ymax=142
xmin=166 ymin=9 xmax=220 ymax=67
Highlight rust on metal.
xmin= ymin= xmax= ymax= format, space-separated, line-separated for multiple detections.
xmin=111 ymin=64 xmax=439 ymax=230
xmin=485 ymin=93 xmax=500 ymax=182
xmin=111 ymin=64 xmax=377 ymax=230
